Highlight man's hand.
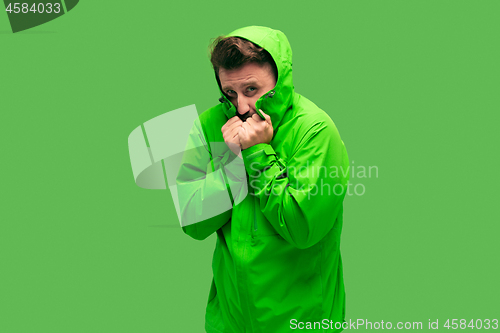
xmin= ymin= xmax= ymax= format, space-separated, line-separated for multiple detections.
xmin=239 ymin=109 xmax=273 ymax=150
xmin=221 ymin=116 xmax=243 ymax=158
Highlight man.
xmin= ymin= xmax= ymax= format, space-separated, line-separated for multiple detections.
xmin=176 ymin=26 xmax=350 ymax=333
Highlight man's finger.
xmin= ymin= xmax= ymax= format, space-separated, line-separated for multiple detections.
xmin=242 ymin=121 xmax=256 ymax=138
xmin=239 ymin=123 xmax=249 ymax=136
xmin=227 ymin=119 xmax=243 ymax=131
xmin=223 ymin=119 xmax=242 ymax=134
xmin=223 ymin=116 xmax=241 ymax=129
xmin=252 ymin=113 xmax=261 ymax=122
xmin=259 ymin=109 xmax=272 ymax=124
xmin=233 ymin=134 xmax=241 ymax=146
xmin=228 ymin=125 xmax=241 ymax=139
xmin=246 ymin=118 xmax=257 ymax=127
xmin=238 ymin=126 xmax=247 ymax=140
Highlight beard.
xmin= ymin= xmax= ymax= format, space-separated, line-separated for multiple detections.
xmin=237 ymin=111 xmax=253 ymax=122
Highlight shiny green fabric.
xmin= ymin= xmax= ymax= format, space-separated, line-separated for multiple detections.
xmin=178 ymin=26 xmax=349 ymax=333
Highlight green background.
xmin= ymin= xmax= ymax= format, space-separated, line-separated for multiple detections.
xmin=1 ymin=1 xmax=499 ymax=332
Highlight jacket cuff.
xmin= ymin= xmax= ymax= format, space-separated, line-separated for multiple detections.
xmin=241 ymin=143 xmax=279 ymax=177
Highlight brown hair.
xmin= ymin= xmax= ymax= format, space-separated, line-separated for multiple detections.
xmin=209 ymin=36 xmax=278 ymax=84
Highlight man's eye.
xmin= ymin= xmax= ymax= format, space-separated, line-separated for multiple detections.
xmin=248 ymin=87 xmax=256 ymax=92
xmin=226 ymin=90 xmax=235 ymax=95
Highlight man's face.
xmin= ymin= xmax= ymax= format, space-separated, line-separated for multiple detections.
xmin=219 ymin=62 xmax=276 ymax=121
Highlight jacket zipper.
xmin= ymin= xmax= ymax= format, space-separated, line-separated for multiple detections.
xmin=253 ymin=196 xmax=258 ymax=232
xmin=252 ymin=93 xmax=271 ymax=235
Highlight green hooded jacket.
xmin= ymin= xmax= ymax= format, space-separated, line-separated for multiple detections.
xmin=176 ymin=26 xmax=350 ymax=333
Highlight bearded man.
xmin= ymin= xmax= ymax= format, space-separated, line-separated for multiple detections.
xmin=176 ymin=26 xmax=350 ymax=333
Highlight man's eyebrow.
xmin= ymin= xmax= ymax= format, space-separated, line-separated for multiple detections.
xmin=222 ymin=80 xmax=260 ymax=92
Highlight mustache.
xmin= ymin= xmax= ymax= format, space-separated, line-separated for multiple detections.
xmin=237 ymin=111 xmax=253 ymax=122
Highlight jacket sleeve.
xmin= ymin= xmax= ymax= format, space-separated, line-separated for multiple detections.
xmin=175 ymin=119 xmax=245 ymax=241
xmin=241 ymin=119 xmax=349 ymax=249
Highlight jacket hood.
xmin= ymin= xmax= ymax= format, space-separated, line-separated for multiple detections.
xmin=216 ymin=26 xmax=294 ymax=131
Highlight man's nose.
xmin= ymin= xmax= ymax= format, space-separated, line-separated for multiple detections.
xmin=236 ymin=96 xmax=251 ymax=115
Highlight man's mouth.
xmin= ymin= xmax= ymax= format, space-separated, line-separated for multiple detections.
xmin=237 ymin=111 xmax=252 ymax=122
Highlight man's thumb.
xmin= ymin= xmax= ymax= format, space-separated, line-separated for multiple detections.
xmin=259 ymin=109 xmax=272 ymax=124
